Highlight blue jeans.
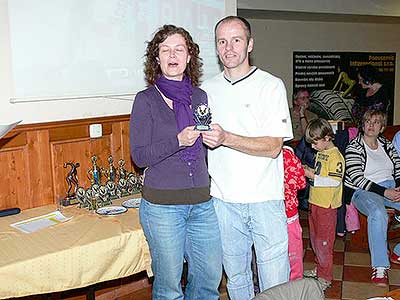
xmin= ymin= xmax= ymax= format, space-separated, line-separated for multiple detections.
xmin=139 ymin=198 xmax=222 ymax=300
xmin=213 ymin=197 xmax=289 ymax=300
xmin=352 ymin=180 xmax=400 ymax=268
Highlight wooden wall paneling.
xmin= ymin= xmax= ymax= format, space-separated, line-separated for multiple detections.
xmin=0 ymin=146 xmax=28 ymax=210
xmin=0 ymin=115 xmax=132 ymax=210
xmin=111 ymin=120 xmax=137 ymax=174
xmin=25 ymin=130 xmax=54 ymax=208
xmin=51 ymin=137 xmax=113 ymax=199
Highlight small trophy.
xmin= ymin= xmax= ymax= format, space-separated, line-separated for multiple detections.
xmin=63 ymin=162 xmax=80 ymax=206
xmin=117 ymin=159 xmax=127 ymax=180
xmin=194 ymin=103 xmax=212 ymax=131
xmin=106 ymin=180 xmax=118 ymax=201
xmin=98 ymin=185 xmax=111 ymax=207
xmin=76 ymin=187 xmax=88 ymax=209
xmin=87 ymin=155 xmax=101 ymax=185
xmin=101 ymin=155 xmax=116 ymax=182
xmin=117 ymin=178 xmax=129 ymax=197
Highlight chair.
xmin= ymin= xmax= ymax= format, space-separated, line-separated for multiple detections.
xmin=350 ymin=208 xmax=400 ymax=250
xmin=252 ymin=278 xmax=325 ymax=300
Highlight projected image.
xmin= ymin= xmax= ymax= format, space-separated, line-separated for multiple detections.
xmin=8 ymin=0 xmax=224 ymax=100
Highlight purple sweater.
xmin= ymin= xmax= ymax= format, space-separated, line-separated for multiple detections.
xmin=130 ymin=86 xmax=209 ymax=197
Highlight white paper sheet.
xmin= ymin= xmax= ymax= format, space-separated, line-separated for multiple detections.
xmin=10 ymin=211 xmax=72 ymax=233
xmin=0 ymin=120 xmax=22 ymax=139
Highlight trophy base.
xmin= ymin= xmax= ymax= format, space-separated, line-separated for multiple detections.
xmin=194 ymin=125 xmax=211 ymax=131
xmin=62 ymin=197 xmax=78 ymax=206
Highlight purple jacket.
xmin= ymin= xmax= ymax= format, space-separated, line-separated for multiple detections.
xmin=130 ymin=86 xmax=209 ymax=190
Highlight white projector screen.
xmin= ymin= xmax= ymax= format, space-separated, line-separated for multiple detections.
xmin=8 ymin=0 xmax=225 ymax=102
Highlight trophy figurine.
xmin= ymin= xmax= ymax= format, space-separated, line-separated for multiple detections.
xmin=87 ymin=155 xmax=101 ymax=186
xmin=76 ymin=187 xmax=88 ymax=209
xmin=98 ymin=185 xmax=111 ymax=207
xmin=117 ymin=177 xmax=129 ymax=198
xmin=106 ymin=180 xmax=118 ymax=201
xmin=63 ymin=162 xmax=80 ymax=205
xmin=117 ymin=159 xmax=127 ymax=180
xmin=194 ymin=103 xmax=212 ymax=131
xmin=101 ymin=155 xmax=116 ymax=182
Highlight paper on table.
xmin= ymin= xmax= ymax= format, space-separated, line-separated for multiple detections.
xmin=10 ymin=211 xmax=72 ymax=233
xmin=0 ymin=120 xmax=22 ymax=139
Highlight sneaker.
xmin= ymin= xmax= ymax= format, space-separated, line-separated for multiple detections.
xmin=317 ymin=277 xmax=332 ymax=291
xmin=371 ymin=267 xmax=388 ymax=286
xmin=303 ymin=267 xmax=317 ymax=278
xmin=390 ymin=252 xmax=400 ymax=265
xmin=394 ymin=214 xmax=400 ymax=223
xmin=392 ymin=215 xmax=400 ymax=229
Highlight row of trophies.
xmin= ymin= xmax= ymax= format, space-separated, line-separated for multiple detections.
xmin=63 ymin=155 xmax=143 ymax=210
xmin=61 ymin=103 xmax=212 ymax=211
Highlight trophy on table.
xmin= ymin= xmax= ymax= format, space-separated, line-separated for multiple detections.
xmin=106 ymin=180 xmax=118 ymax=201
xmin=63 ymin=162 xmax=80 ymax=206
xmin=117 ymin=159 xmax=127 ymax=180
xmin=102 ymin=155 xmax=116 ymax=183
xmin=87 ymin=155 xmax=101 ymax=186
xmin=193 ymin=103 xmax=212 ymax=131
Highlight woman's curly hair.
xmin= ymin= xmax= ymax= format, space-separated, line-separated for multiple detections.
xmin=144 ymin=24 xmax=203 ymax=86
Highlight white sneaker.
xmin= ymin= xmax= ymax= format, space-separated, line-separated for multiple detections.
xmin=303 ymin=267 xmax=317 ymax=278
xmin=371 ymin=267 xmax=388 ymax=287
xmin=317 ymin=277 xmax=332 ymax=291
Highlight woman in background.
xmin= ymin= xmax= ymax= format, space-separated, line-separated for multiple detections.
xmin=130 ymin=25 xmax=222 ymax=300
xmin=352 ymin=64 xmax=389 ymax=125
xmin=345 ymin=110 xmax=400 ymax=286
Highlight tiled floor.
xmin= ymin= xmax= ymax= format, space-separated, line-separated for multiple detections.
xmin=127 ymin=210 xmax=400 ymax=300
xmin=299 ymin=211 xmax=400 ymax=300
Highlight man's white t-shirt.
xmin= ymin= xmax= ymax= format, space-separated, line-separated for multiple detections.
xmin=201 ymin=67 xmax=293 ymax=203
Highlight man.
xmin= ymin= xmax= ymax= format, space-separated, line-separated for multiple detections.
xmin=201 ymin=16 xmax=293 ymax=300
xmin=290 ymin=88 xmax=318 ymax=141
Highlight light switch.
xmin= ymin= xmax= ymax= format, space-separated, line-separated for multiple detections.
xmin=89 ymin=124 xmax=102 ymax=138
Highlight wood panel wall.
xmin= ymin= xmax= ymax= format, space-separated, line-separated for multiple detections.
xmin=0 ymin=115 xmax=136 ymax=210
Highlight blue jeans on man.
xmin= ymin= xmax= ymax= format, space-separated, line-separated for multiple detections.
xmin=213 ymin=197 xmax=289 ymax=300
xmin=139 ymin=199 xmax=222 ymax=300
xmin=352 ymin=180 xmax=400 ymax=268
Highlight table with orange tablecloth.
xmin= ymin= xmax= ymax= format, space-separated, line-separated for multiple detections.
xmin=0 ymin=196 xmax=151 ymax=299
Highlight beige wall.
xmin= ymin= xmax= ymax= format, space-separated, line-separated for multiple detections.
xmin=238 ymin=0 xmax=400 ymax=17
xmin=245 ymin=17 xmax=400 ymax=124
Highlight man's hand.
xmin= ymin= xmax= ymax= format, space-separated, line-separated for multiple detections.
xmin=177 ymin=126 xmax=201 ymax=147
xmin=299 ymin=105 xmax=306 ymax=117
xmin=201 ymin=124 xmax=227 ymax=149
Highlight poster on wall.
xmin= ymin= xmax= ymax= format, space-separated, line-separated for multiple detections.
xmin=292 ymin=52 xmax=396 ymax=125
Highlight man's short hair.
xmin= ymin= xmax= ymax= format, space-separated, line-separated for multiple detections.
xmin=293 ymin=88 xmax=310 ymax=101
xmin=214 ymin=16 xmax=252 ymax=42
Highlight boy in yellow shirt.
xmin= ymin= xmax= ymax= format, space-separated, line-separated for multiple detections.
xmin=303 ymin=118 xmax=345 ymax=291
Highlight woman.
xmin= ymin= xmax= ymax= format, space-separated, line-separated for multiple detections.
xmin=345 ymin=110 xmax=400 ymax=286
xmin=352 ymin=64 xmax=389 ymax=125
xmin=129 ymin=25 xmax=222 ymax=299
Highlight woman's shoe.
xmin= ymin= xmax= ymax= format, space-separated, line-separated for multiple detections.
xmin=371 ymin=267 xmax=388 ymax=287
xmin=390 ymin=252 xmax=400 ymax=265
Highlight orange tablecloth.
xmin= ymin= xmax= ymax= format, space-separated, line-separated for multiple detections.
xmin=0 ymin=196 xmax=151 ymax=299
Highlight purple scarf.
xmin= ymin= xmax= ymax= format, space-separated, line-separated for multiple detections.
xmin=155 ymin=76 xmax=201 ymax=163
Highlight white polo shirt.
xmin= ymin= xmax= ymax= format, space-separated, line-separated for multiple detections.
xmin=202 ymin=68 xmax=293 ymax=203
